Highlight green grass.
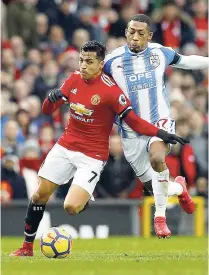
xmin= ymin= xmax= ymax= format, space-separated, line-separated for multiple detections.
xmin=1 ymin=236 xmax=208 ymax=275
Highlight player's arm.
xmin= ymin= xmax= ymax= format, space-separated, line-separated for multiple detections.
xmin=170 ymin=53 xmax=209 ymax=70
xmin=160 ymin=46 xmax=209 ymax=70
xmin=121 ymin=108 xmax=188 ymax=145
xmin=42 ymin=93 xmax=66 ymax=115
xmin=42 ymin=74 xmax=72 ymax=115
xmin=110 ymin=89 xmax=188 ymax=145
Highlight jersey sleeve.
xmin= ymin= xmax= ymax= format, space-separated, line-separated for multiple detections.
xmin=104 ymin=54 xmax=113 ymax=76
xmin=160 ymin=46 xmax=177 ymax=66
xmin=59 ymin=73 xmax=76 ymax=100
xmin=108 ymin=86 xmax=132 ymax=117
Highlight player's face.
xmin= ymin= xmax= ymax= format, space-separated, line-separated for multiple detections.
xmin=79 ymin=51 xmax=104 ymax=80
xmin=125 ymin=21 xmax=153 ymax=53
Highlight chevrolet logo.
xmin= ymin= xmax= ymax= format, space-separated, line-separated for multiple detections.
xmin=70 ymin=103 xmax=94 ymax=116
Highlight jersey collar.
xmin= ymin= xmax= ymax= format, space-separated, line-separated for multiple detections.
xmin=83 ymin=73 xmax=102 ymax=84
xmin=125 ymin=45 xmax=148 ymax=56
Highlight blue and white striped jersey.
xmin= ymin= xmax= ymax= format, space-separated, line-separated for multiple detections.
xmin=104 ymin=42 xmax=176 ymax=138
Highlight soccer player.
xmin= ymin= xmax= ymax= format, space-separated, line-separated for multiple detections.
xmin=11 ymin=41 xmax=187 ymax=256
xmin=104 ymin=14 xmax=209 ymax=238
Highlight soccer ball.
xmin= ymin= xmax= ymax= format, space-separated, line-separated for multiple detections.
xmin=40 ymin=227 xmax=72 ymax=258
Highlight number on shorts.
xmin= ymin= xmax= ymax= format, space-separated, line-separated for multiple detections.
xmin=88 ymin=171 xmax=97 ymax=183
xmin=156 ymin=119 xmax=168 ymax=129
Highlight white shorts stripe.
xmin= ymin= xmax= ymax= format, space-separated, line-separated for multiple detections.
xmin=24 ymin=231 xmax=37 ymax=236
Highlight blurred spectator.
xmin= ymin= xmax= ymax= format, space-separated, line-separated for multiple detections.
xmin=1 ymin=154 xmax=28 ymax=202
xmin=93 ymin=0 xmax=118 ymax=35
xmin=192 ymin=0 xmax=208 ymax=52
xmin=15 ymin=109 xmax=31 ymax=138
xmin=56 ymin=0 xmax=79 ymax=43
xmin=71 ymin=28 xmax=90 ymax=50
xmin=1 ymin=1 xmax=7 ymax=40
xmin=180 ymin=73 xmax=196 ymax=102
xmin=36 ymin=13 xmax=49 ymax=50
xmin=27 ymin=49 xmax=42 ymax=66
xmin=10 ymin=36 xmax=26 ymax=70
xmin=58 ymin=49 xmax=79 ymax=83
xmin=1 ymin=120 xmax=25 ymax=156
xmin=33 ymin=61 xmax=59 ymax=102
xmin=48 ymin=25 xmax=68 ymax=58
xmin=96 ymin=135 xmax=137 ymax=198
xmin=39 ymin=124 xmax=55 ymax=158
xmin=1 ymin=71 xmax=14 ymax=91
xmin=106 ymin=37 xmax=118 ymax=53
xmin=40 ymin=47 xmax=54 ymax=66
xmin=2 ymin=48 xmax=21 ymax=80
xmin=36 ymin=0 xmax=62 ymax=26
xmin=193 ymin=86 xmax=208 ymax=118
xmin=109 ymin=5 xmax=137 ymax=38
xmin=189 ymin=111 xmax=208 ymax=178
xmin=20 ymin=96 xmax=51 ymax=138
xmin=20 ymin=139 xmax=40 ymax=159
xmin=166 ymin=119 xmax=197 ymax=188
xmin=21 ymin=63 xmax=41 ymax=91
xmin=11 ymin=79 xmax=30 ymax=105
xmin=6 ymin=0 xmax=38 ymax=49
xmin=167 ymin=70 xmax=184 ymax=90
xmin=152 ymin=0 xmax=195 ymax=50
xmin=77 ymin=6 xmax=105 ymax=41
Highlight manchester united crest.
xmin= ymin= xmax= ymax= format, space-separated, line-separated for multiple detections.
xmin=91 ymin=94 xmax=100 ymax=105
xmin=150 ymin=53 xmax=160 ymax=68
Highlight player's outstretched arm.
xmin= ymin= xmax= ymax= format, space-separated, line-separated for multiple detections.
xmin=123 ymin=109 xmax=188 ymax=145
xmin=172 ymin=54 xmax=209 ymax=70
xmin=42 ymin=89 xmax=67 ymax=115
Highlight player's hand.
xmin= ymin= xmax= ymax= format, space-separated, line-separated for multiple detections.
xmin=157 ymin=129 xmax=189 ymax=145
xmin=48 ymin=89 xmax=65 ymax=103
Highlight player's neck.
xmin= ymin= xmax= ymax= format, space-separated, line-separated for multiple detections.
xmin=83 ymin=71 xmax=102 ymax=84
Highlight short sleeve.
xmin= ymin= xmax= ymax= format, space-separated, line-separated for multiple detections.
xmin=160 ymin=46 xmax=176 ymax=66
xmin=108 ymin=86 xmax=131 ymax=116
xmin=104 ymin=54 xmax=113 ymax=75
xmin=59 ymin=73 xmax=74 ymax=99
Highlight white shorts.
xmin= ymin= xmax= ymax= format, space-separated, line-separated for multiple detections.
xmin=122 ymin=118 xmax=175 ymax=183
xmin=38 ymin=144 xmax=106 ymax=200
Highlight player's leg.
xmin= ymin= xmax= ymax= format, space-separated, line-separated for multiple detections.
xmin=149 ymin=120 xmax=195 ymax=237
xmin=149 ymin=140 xmax=172 ymax=237
xmin=122 ymin=134 xmax=193 ymax=238
xmin=63 ymin=153 xmax=105 ymax=215
xmin=64 ymin=184 xmax=90 ymax=215
xmin=10 ymin=177 xmax=58 ymax=256
xmin=10 ymin=144 xmax=75 ymax=256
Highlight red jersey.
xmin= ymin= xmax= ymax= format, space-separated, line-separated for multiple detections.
xmin=51 ymin=72 xmax=131 ymax=161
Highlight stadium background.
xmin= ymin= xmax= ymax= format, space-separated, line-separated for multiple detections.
xmin=1 ymin=0 xmax=208 ymax=239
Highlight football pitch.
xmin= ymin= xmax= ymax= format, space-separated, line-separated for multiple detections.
xmin=1 ymin=236 xmax=208 ymax=275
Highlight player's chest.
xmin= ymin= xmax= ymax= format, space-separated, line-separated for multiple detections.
xmin=68 ymin=85 xmax=106 ymax=119
xmin=113 ymin=55 xmax=165 ymax=92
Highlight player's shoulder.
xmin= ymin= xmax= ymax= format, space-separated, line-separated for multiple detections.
xmin=105 ymin=46 xmax=126 ymax=62
xmin=148 ymin=42 xmax=163 ymax=49
xmin=100 ymin=73 xmax=116 ymax=88
xmin=148 ymin=42 xmax=175 ymax=53
xmin=71 ymin=70 xmax=81 ymax=79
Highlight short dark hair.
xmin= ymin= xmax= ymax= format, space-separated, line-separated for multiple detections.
xmin=128 ymin=14 xmax=152 ymax=31
xmin=81 ymin=40 xmax=106 ymax=60
xmin=162 ymin=0 xmax=178 ymax=8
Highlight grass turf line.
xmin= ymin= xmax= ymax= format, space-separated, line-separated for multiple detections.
xmin=1 ymin=236 xmax=208 ymax=275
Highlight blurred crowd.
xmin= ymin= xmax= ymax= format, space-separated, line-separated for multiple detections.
xmin=1 ymin=0 xmax=208 ymax=202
